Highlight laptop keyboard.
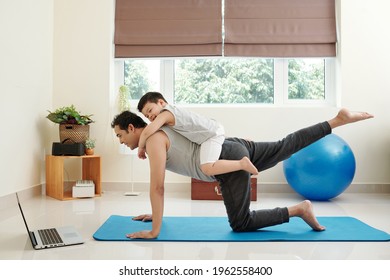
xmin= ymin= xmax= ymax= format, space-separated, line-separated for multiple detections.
xmin=38 ymin=228 xmax=64 ymax=245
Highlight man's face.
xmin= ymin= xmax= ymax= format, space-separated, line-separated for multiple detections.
xmin=114 ymin=125 xmax=138 ymax=150
xmin=141 ymin=100 xmax=165 ymax=122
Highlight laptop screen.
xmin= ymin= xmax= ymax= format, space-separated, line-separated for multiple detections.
xmin=16 ymin=193 xmax=37 ymax=246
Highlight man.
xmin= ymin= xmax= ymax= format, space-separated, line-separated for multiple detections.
xmin=111 ymin=108 xmax=373 ymax=239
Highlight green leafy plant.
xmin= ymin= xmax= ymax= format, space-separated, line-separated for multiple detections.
xmin=84 ymin=138 xmax=96 ymax=149
xmin=46 ymin=105 xmax=94 ymax=125
xmin=118 ymin=85 xmax=131 ymax=111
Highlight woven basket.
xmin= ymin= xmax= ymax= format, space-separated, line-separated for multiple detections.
xmin=59 ymin=124 xmax=90 ymax=144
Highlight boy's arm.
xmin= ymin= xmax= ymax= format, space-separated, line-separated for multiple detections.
xmin=138 ymin=110 xmax=174 ymax=151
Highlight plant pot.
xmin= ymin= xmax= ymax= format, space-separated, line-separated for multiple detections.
xmin=59 ymin=124 xmax=90 ymax=144
xmin=85 ymin=148 xmax=94 ymax=155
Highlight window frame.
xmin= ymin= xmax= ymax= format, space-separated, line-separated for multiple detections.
xmin=114 ymin=57 xmax=335 ymax=108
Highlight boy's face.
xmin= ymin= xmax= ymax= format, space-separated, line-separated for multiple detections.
xmin=141 ymin=99 xmax=165 ymax=122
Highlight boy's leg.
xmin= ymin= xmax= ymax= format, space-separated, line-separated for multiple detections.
xmin=201 ymin=158 xmax=258 ymax=176
xmin=200 ymin=135 xmax=258 ymax=176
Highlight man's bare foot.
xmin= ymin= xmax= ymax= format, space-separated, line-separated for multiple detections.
xmin=288 ymin=200 xmax=325 ymax=231
xmin=241 ymin=156 xmax=258 ymax=175
xmin=328 ymin=108 xmax=374 ymax=129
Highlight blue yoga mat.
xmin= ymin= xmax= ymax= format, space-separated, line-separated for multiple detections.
xmin=93 ymin=215 xmax=390 ymax=242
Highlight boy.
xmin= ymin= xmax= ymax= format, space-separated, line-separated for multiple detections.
xmin=137 ymin=92 xmax=258 ymax=176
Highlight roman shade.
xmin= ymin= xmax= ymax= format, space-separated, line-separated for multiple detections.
xmin=114 ymin=0 xmax=336 ymax=58
xmin=224 ymin=0 xmax=337 ymax=57
xmin=114 ymin=0 xmax=222 ymax=58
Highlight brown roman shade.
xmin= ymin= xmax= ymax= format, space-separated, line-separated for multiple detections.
xmin=224 ymin=0 xmax=337 ymax=57
xmin=114 ymin=0 xmax=222 ymax=58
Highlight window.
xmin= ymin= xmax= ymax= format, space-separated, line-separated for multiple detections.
xmin=174 ymin=58 xmax=274 ymax=104
xmin=115 ymin=58 xmax=334 ymax=106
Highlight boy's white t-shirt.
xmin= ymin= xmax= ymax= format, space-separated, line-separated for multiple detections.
xmin=162 ymin=104 xmax=224 ymax=145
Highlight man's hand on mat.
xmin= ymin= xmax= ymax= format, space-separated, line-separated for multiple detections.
xmin=128 ymin=215 xmax=159 ymax=238
xmin=132 ymin=214 xmax=152 ymax=222
xmin=126 ymin=230 xmax=157 ymax=239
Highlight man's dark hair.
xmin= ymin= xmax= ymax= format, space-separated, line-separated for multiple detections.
xmin=137 ymin=91 xmax=168 ymax=112
xmin=111 ymin=111 xmax=147 ymax=131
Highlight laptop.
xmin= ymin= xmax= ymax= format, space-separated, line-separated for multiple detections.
xmin=16 ymin=193 xmax=84 ymax=250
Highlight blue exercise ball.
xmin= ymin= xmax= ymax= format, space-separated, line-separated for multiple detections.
xmin=283 ymin=134 xmax=356 ymax=201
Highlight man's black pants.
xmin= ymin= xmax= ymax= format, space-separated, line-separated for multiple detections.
xmin=215 ymin=122 xmax=332 ymax=232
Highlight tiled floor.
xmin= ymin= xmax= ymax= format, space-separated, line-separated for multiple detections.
xmin=1 ymin=190 xmax=389 ymax=260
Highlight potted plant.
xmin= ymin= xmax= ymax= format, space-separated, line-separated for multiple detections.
xmin=46 ymin=105 xmax=94 ymax=144
xmin=118 ymin=85 xmax=131 ymax=111
xmin=84 ymin=138 xmax=96 ymax=155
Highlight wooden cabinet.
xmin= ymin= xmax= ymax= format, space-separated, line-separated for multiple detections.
xmin=191 ymin=177 xmax=257 ymax=201
xmin=45 ymin=155 xmax=101 ymax=200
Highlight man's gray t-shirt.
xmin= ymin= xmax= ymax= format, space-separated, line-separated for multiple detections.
xmin=160 ymin=126 xmax=215 ymax=182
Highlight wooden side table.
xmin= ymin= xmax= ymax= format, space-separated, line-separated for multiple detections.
xmin=45 ymin=155 xmax=101 ymax=200
xmin=191 ymin=177 xmax=257 ymax=201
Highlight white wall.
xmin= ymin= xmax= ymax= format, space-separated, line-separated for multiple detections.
xmin=1 ymin=0 xmax=389 ymax=198
xmin=338 ymin=0 xmax=390 ymax=183
xmin=0 ymin=0 xmax=53 ymax=197
xmin=51 ymin=0 xmax=115 ymax=180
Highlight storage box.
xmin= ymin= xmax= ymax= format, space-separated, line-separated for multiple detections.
xmin=72 ymin=180 xmax=95 ymax=198
xmin=191 ymin=177 xmax=257 ymax=201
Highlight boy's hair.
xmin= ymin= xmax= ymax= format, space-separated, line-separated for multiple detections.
xmin=111 ymin=111 xmax=147 ymax=131
xmin=137 ymin=91 xmax=168 ymax=112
